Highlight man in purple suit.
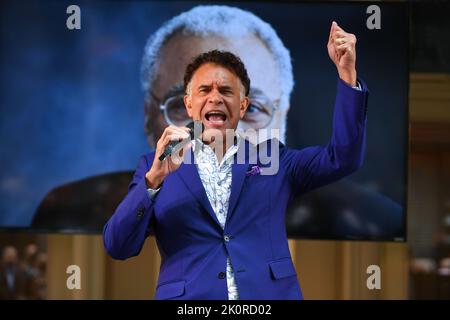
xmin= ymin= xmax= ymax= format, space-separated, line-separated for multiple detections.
xmin=103 ymin=21 xmax=368 ymax=300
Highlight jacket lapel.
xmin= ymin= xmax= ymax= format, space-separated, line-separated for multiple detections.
xmin=226 ymin=139 xmax=254 ymax=225
xmin=176 ymin=149 xmax=222 ymax=228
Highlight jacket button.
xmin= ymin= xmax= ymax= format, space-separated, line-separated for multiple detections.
xmin=224 ymin=235 xmax=230 ymax=242
xmin=218 ymin=272 xmax=226 ymax=279
xmin=136 ymin=207 xmax=144 ymax=219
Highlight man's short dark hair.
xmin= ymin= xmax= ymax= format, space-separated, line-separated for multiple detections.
xmin=183 ymin=50 xmax=250 ymax=96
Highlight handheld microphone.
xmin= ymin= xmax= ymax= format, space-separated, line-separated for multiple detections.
xmin=158 ymin=120 xmax=204 ymax=162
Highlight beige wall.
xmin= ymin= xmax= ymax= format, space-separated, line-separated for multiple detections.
xmin=45 ymin=73 xmax=450 ymax=300
xmin=45 ymin=235 xmax=408 ymax=300
xmin=410 ymin=74 xmax=450 ymax=123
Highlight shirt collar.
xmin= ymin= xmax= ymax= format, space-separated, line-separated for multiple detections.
xmin=192 ymin=132 xmax=242 ymax=167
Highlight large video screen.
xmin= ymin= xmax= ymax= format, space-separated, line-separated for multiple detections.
xmin=0 ymin=1 xmax=408 ymax=241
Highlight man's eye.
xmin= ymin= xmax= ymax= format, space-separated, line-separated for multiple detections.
xmin=247 ymin=103 xmax=264 ymax=113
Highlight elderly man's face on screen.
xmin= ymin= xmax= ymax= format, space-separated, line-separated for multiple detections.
xmin=146 ymin=33 xmax=286 ymax=144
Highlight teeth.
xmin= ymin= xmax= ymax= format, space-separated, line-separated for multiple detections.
xmin=205 ymin=111 xmax=226 ymax=121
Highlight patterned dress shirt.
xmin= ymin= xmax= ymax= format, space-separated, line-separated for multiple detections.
xmin=147 ymin=136 xmax=241 ymax=300
xmin=192 ymin=137 xmax=240 ymax=300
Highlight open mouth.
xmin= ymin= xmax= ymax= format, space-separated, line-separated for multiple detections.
xmin=204 ymin=110 xmax=227 ymax=125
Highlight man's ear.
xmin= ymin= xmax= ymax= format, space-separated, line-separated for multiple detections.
xmin=239 ymin=96 xmax=250 ymax=119
xmin=184 ymin=94 xmax=193 ymax=117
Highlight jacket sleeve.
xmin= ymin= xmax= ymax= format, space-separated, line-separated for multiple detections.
xmin=103 ymin=154 xmax=156 ymax=260
xmin=282 ymin=77 xmax=369 ymax=196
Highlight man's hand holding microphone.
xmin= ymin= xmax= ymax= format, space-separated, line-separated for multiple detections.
xmin=145 ymin=121 xmax=203 ymax=189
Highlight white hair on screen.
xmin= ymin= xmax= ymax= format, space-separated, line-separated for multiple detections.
xmin=140 ymin=5 xmax=294 ymax=113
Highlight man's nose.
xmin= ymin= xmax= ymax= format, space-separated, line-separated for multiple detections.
xmin=207 ymin=90 xmax=224 ymax=105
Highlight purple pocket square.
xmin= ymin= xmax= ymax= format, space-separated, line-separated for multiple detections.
xmin=246 ymin=165 xmax=262 ymax=177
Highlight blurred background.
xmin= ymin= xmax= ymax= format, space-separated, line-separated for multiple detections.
xmin=1 ymin=0 xmax=449 ymax=299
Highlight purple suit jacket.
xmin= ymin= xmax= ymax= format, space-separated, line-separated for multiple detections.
xmin=103 ymin=78 xmax=369 ymax=300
